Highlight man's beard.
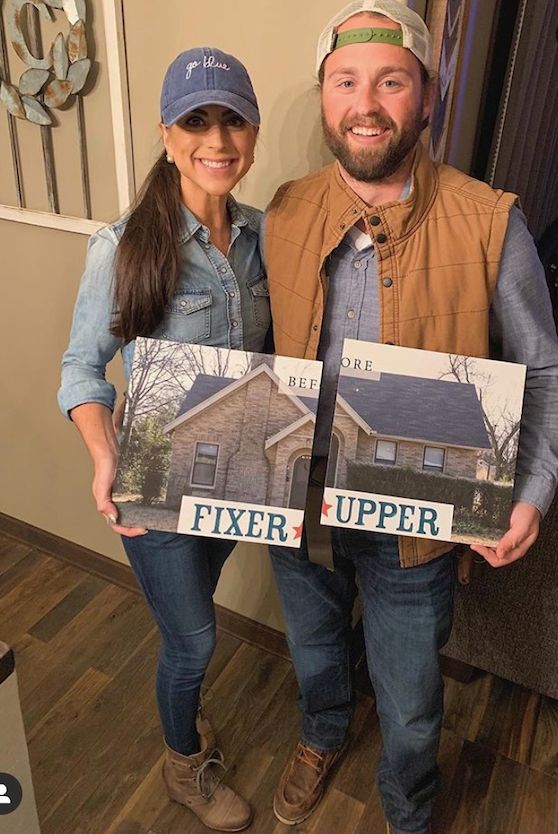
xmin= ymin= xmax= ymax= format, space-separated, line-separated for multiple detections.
xmin=321 ymin=107 xmax=424 ymax=183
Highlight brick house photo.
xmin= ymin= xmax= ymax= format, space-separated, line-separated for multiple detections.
xmin=325 ymin=340 xmax=527 ymax=546
xmin=113 ymin=339 xmax=322 ymax=533
xmin=329 ymin=372 xmax=492 ymax=490
xmin=162 ymin=363 xmax=319 ymax=511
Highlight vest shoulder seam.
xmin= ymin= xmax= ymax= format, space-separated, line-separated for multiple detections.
xmin=271 ymin=190 xmax=330 ymax=212
xmin=437 ymin=179 xmax=517 ymax=209
xmin=266 ymin=231 xmax=321 ymax=256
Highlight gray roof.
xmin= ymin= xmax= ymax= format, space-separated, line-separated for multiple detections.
xmin=176 ymin=375 xmax=234 ymax=419
xmin=338 ymin=374 xmax=491 ymax=449
xmin=298 ymin=396 xmax=318 ymax=415
xmin=175 ymin=373 xmax=317 ymax=420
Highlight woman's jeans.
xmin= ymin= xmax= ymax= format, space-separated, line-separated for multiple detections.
xmin=269 ymin=528 xmax=455 ymax=834
xmin=121 ymin=531 xmax=235 ymax=756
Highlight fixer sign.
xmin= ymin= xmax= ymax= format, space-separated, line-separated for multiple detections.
xmin=178 ymin=497 xmax=305 ymax=547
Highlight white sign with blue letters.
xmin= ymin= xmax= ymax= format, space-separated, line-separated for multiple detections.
xmin=178 ymin=497 xmax=305 ymax=546
xmin=321 ymin=488 xmax=454 ymax=540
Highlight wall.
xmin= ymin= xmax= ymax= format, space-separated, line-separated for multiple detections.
xmin=0 ymin=0 xmax=495 ymax=630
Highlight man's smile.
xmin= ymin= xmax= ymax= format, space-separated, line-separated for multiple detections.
xmin=349 ymin=125 xmax=389 ymax=137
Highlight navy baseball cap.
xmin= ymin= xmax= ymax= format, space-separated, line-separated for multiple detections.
xmin=160 ymin=47 xmax=260 ymax=127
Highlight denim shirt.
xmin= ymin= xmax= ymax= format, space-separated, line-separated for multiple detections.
xmin=58 ymin=198 xmax=269 ymax=417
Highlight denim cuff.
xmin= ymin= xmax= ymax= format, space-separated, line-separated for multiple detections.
xmin=57 ymin=379 xmax=116 ymax=420
xmin=512 ymin=472 xmax=556 ymax=517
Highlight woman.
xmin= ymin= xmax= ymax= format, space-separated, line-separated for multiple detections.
xmin=58 ymin=47 xmax=268 ymax=832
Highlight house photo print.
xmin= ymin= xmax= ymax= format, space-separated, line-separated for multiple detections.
xmin=114 ymin=338 xmax=322 ymax=547
xmin=321 ymin=340 xmax=526 ymax=547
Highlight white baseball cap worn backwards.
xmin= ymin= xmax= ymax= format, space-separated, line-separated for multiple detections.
xmin=316 ymin=0 xmax=433 ymax=75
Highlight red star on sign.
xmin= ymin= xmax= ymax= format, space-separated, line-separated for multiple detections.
xmin=293 ymin=524 xmax=304 ymax=540
xmin=322 ymin=500 xmax=333 ymax=517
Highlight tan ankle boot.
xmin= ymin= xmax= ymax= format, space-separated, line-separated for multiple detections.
xmin=163 ymin=737 xmax=253 ymax=832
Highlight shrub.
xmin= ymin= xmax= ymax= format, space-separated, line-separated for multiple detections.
xmin=115 ymin=415 xmax=172 ymax=503
xmin=346 ymin=462 xmax=512 ymax=529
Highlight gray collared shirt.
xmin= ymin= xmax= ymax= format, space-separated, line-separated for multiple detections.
xmin=315 ymin=205 xmax=558 ymax=516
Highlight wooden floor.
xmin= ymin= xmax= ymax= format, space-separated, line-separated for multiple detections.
xmin=1 ymin=531 xmax=557 ymax=834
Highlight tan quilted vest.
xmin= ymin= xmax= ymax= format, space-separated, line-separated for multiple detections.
xmin=265 ymin=142 xmax=518 ymax=567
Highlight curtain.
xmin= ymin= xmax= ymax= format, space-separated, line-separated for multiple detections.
xmin=487 ymin=0 xmax=558 ymax=238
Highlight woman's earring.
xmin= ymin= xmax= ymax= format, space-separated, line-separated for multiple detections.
xmin=166 ymin=152 xmax=174 ymax=164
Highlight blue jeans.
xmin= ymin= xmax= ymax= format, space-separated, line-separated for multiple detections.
xmin=121 ymin=531 xmax=235 ymax=755
xmin=269 ymin=528 xmax=455 ymax=834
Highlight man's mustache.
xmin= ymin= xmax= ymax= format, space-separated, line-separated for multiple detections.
xmin=340 ymin=115 xmax=396 ymax=133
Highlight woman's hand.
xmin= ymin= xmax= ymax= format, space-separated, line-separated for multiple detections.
xmin=71 ymin=402 xmax=147 ymax=537
xmin=93 ymin=455 xmax=147 ymax=537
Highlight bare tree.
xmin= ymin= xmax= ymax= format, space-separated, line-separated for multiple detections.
xmin=440 ymin=355 xmax=521 ymax=481
xmin=122 ymin=340 xmax=252 ymax=447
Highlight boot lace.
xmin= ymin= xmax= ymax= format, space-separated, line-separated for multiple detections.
xmin=295 ymin=743 xmax=326 ymax=773
xmin=194 ymin=748 xmax=227 ymax=799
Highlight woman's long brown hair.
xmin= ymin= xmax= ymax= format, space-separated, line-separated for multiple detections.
xmin=111 ymin=151 xmax=183 ymax=343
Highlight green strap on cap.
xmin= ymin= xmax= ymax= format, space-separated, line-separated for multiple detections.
xmin=333 ymin=27 xmax=404 ymax=50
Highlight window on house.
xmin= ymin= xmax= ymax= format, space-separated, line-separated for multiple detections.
xmin=191 ymin=442 xmax=219 ymax=487
xmin=374 ymin=440 xmax=397 ymax=465
xmin=423 ymin=446 xmax=445 ymax=471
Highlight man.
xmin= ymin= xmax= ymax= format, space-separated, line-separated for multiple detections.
xmin=264 ymin=2 xmax=558 ymax=833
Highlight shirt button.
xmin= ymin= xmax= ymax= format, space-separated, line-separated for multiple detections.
xmin=377 ymin=233 xmax=388 ymax=244
xmin=180 ymin=300 xmax=187 ymax=307
xmin=347 ymin=309 xmax=356 ymax=319
xmin=383 ymin=277 xmax=393 ymax=287
xmin=339 ymin=222 xmax=346 ymax=230
xmin=354 ymin=260 xmax=361 ymax=269
xmin=220 ymin=266 xmax=228 ymax=274
xmin=231 ymin=320 xmax=239 ymax=327
xmin=229 ymin=291 xmax=236 ymax=298
xmin=352 ymin=208 xmax=359 ymax=215
xmin=312 ymin=324 xmax=319 ymax=331
xmin=370 ymin=215 xmax=381 ymax=226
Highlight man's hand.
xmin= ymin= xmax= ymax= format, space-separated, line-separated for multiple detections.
xmin=93 ymin=455 xmax=147 ymax=538
xmin=470 ymin=501 xmax=541 ymax=568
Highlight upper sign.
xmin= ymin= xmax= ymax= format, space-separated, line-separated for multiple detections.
xmin=321 ymin=340 xmax=526 ymax=547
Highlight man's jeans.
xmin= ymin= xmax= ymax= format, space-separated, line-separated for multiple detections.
xmin=122 ymin=531 xmax=235 ymax=755
xmin=269 ymin=528 xmax=455 ymax=834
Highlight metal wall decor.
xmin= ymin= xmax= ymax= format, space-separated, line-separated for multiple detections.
xmin=0 ymin=0 xmax=92 ymax=216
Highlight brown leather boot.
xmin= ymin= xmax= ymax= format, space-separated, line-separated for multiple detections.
xmin=273 ymin=741 xmax=347 ymax=825
xmin=163 ymin=737 xmax=253 ymax=832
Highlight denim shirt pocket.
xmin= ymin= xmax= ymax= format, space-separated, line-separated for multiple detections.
xmin=247 ymin=273 xmax=271 ymax=329
xmin=158 ymin=289 xmax=212 ymax=342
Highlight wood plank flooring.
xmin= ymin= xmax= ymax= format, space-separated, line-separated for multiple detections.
xmin=1 ymin=531 xmax=557 ymax=834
